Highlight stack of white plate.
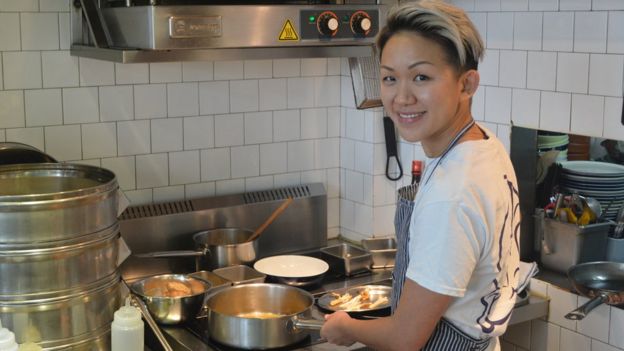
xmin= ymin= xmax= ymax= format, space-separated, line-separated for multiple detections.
xmin=538 ymin=133 xmax=569 ymax=162
xmin=559 ymin=161 xmax=624 ymax=221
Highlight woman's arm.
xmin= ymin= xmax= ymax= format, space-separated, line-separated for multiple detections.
xmin=320 ymin=278 xmax=453 ymax=351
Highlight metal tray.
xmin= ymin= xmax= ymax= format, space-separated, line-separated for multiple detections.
xmin=212 ymin=265 xmax=266 ymax=285
xmin=317 ymin=285 xmax=391 ymax=314
xmin=320 ymin=243 xmax=371 ymax=276
xmin=362 ymin=237 xmax=397 ymax=269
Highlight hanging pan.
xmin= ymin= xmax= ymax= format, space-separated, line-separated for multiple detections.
xmin=565 ymin=261 xmax=624 ymax=320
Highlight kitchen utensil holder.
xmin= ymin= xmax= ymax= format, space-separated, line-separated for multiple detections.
xmin=539 ymin=217 xmax=610 ymax=273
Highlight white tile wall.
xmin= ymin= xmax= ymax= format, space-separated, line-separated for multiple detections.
xmin=244 ymin=111 xmax=273 ymax=144
xmin=487 ymin=13 xmax=514 ymax=50
xmin=3 ymin=51 xmax=41 ymax=89
xmin=150 ymin=62 xmax=182 ymax=83
xmin=6 ymin=127 xmax=42 ymax=150
xmin=513 ymin=12 xmax=542 ymax=50
xmin=556 ymin=53 xmax=590 ymax=94
xmin=574 ymin=12 xmax=608 ymax=53
xmin=20 ymin=12 xmax=58 ymax=50
xmin=42 ymin=51 xmax=78 ymax=88
xmin=570 ymin=94 xmax=604 ymax=136
xmin=499 ymin=51 xmax=527 ymax=88
xmin=168 ymin=83 xmax=199 ymax=117
xmin=79 ymin=58 xmax=114 ymax=86
xmin=100 ymin=85 xmax=134 ymax=121
xmin=539 ymin=92 xmax=571 ymax=133
xmin=135 ymin=84 xmax=167 ymax=119
xmin=151 ymin=118 xmax=183 ymax=153
xmin=543 ymin=12 xmax=574 ymax=52
xmin=62 ymin=87 xmax=99 ymax=124
xmin=0 ymin=90 xmax=25 ymax=128
xmin=25 ymin=89 xmax=62 ymax=127
xmin=607 ymin=12 xmax=624 ymax=54
xmin=169 ymin=150 xmax=201 ymax=185
xmin=214 ymin=113 xmax=244 ymax=147
xmin=527 ymin=52 xmax=557 ymax=91
xmin=82 ymin=123 xmax=117 ymax=159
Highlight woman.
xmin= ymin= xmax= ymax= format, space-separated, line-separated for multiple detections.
xmin=320 ymin=1 xmax=520 ymax=350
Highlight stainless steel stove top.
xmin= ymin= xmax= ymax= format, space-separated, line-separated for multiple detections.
xmin=145 ymin=265 xmax=392 ymax=351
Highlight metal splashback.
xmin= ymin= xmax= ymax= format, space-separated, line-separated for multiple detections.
xmin=71 ymin=0 xmax=385 ymax=63
xmin=119 ymin=183 xmax=327 ymax=281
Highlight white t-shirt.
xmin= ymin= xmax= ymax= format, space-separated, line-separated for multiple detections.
xmin=405 ymin=126 xmax=520 ymax=340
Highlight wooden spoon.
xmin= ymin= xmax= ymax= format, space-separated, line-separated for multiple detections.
xmin=246 ymin=197 xmax=293 ymax=242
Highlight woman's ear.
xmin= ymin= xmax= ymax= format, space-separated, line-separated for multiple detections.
xmin=460 ymin=70 xmax=480 ymax=99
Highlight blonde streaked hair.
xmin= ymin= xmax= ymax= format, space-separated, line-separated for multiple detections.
xmin=377 ymin=0 xmax=484 ymax=73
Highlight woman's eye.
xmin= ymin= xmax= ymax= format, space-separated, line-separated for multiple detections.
xmin=382 ymin=76 xmax=396 ymax=83
xmin=414 ymin=75 xmax=428 ymax=82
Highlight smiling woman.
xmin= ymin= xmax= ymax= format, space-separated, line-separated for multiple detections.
xmin=320 ymin=2 xmax=520 ymax=351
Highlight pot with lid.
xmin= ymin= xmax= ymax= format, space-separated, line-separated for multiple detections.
xmin=0 ymin=142 xmax=57 ymax=165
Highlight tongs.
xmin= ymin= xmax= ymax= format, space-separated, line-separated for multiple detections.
xmin=121 ymin=281 xmax=173 ymax=351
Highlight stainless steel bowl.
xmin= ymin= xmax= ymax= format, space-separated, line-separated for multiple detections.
xmin=130 ymin=274 xmax=212 ymax=325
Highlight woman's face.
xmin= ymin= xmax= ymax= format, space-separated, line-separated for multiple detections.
xmin=380 ymin=31 xmax=475 ymax=148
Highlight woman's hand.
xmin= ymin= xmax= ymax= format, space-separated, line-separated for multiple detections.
xmin=320 ymin=311 xmax=355 ymax=346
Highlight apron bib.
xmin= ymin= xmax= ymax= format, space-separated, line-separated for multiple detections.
xmin=390 ymin=120 xmax=491 ymax=351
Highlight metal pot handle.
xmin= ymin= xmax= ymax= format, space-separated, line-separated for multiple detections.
xmin=565 ymin=295 xmax=607 ymax=320
xmin=129 ymin=294 xmax=174 ymax=351
xmin=290 ymin=316 xmax=324 ymax=331
xmin=134 ymin=248 xmax=208 ymax=258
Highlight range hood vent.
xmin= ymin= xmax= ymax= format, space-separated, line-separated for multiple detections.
xmin=71 ymin=1 xmax=385 ymax=63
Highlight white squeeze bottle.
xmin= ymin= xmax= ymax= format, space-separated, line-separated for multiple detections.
xmin=111 ymin=297 xmax=144 ymax=351
xmin=0 ymin=320 xmax=19 ymax=351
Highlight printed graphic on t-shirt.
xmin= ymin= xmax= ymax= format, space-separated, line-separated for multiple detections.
xmin=476 ymin=174 xmax=520 ymax=334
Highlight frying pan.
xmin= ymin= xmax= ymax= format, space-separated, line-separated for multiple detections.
xmin=565 ymin=261 xmax=624 ymax=320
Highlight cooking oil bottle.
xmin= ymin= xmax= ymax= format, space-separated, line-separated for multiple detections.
xmin=0 ymin=320 xmax=19 ymax=351
xmin=111 ymin=297 xmax=144 ymax=351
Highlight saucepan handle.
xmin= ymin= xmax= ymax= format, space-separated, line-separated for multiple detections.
xmin=565 ymin=295 xmax=606 ymax=320
xmin=290 ymin=316 xmax=325 ymax=331
xmin=134 ymin=249 xmax=208 ymax=258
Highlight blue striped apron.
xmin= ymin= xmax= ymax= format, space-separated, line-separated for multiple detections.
xmin=391 ymin=120 xmax=491 ymax=351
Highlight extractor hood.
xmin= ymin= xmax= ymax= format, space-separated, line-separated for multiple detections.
xmin=70 ymin=0 xmax=386 ymax=63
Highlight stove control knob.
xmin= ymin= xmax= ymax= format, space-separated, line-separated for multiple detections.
xmin=350 ymin=11 xmax=372 ymax=35
xmin=317 ymin=11 xmax=339 ymax=37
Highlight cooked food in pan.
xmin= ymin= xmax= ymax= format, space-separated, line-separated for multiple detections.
xmin=236 ymin=311 xmax=285 ymax=319
xmin=143 ymin=277 xmax=206 ymax=298
xmin=329 ymin=288 xmax=389 ymax=311
xmin=318 ymin=285 xmax=392 ymax=313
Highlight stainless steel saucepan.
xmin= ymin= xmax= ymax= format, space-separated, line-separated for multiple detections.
xmin=565 ymin=261 xmax=624 ymax=320
xmin=202 ymin=283 xmax=324 ymax=349
xmin=135 ymin=228 xmax=259 ymax=270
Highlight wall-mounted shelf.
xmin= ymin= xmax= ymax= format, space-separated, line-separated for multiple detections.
xmin=70 ymin=44 xmax=375 ymax=63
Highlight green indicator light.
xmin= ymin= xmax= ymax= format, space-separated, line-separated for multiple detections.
xmin=309 ymin=16 xmax=315 ymax=22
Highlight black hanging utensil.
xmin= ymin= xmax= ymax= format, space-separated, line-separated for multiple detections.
xmin=383 ymin=116 xmax=403 ymax=181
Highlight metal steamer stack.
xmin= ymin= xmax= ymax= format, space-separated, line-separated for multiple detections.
xmin=0 ymin=163 xmax=123 ymax=350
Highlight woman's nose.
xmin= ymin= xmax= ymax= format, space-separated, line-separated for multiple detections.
xmin=394 ymin=83 xmax=415 ymax=105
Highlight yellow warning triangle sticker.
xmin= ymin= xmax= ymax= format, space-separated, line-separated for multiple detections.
xmin=278 ymin=20 xmax=299 ymax=41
